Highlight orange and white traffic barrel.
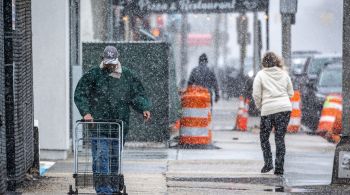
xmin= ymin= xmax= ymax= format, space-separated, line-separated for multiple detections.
xmin=316 ymin=95 xmax=342 ymax=137
xmin=287 ymin=91 xmax=302 ymax=133
xmin=179 ymin=85 xmax=211 ymax=145
xmin=170 ymin=119 xmax=181 ymax=134
xmin=332 ymin=99 xmax=343 ymax=135
xmin=234 ymin=96 xmax=249 ymax=131
xmin=208 ymin=110 xmax=213 ymax=143
xmin=326 ymin=101 xmax=342 ymax=141
xmin=326 ymin=110 xmax=342 ymax=143
xmin=330 ymin=134 xmax=341 ymax=143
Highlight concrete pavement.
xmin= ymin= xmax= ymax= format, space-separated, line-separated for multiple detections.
xmin=16 ymin=99 xmax=343 ymax=194
xmin=166 ymin=130 xmax=335 ymax=194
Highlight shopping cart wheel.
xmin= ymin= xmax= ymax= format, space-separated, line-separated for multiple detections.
xmin=118 ymin=174 xmax=125 ymax=192
xmin=122 ymin=185 xmax=127 ymax=195
xmin=67 ymin=185 xmax=78 ymax=194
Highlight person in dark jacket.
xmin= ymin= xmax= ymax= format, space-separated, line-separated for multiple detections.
xmin=74 ymin=46 xmax=151 ymax=194
xmin=188 ymin=53 xmax=220 ymax=104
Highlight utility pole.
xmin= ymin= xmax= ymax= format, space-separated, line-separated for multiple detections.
xmin=253 ymin=12 xmax=258 ymax=75
xmin=180 ymin=13 xmax=188 ymax=87
xmin=331 ymin=0 xmax=350 ymax=185
xmin=258 ymin=20 xmax=262 ymax=70
xmin=237 ymin=13 xmax=249 ymax=75
xmin=214 ymin=14 xmax=221 ymax=67
xmin=280 ymin=0 xmax=297 ymax=68
xmin=265 ymin=9 xmax=269 ymax=51
xmin=223 ymin=14 xmax=228 ymax=66
xmin=281 ymin=14 xmax=291 ymax=67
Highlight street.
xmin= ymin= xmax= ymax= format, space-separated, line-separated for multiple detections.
xmin=16 ymin=98 xmax=339 ymax=194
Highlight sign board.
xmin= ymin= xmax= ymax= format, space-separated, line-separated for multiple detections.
xmin=121 ymin=0 xmax=269 ymax=14
xmin=338 ymin=151 xmax=350 ymax=178
xmin=235 ymin=0 xmax=269 ymax=12
xmin=187 ymin=33 xmax=212 ymax=46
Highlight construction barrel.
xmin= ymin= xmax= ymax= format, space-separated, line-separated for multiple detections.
xmin=287 ymin=91 xmax=302 ymax=133
xmin=316 ymin=95 xmax=342 ymax=140
xmin=234 ymin=96 xmax=249 ymax=131
xmin=179 ymin=85 xmax=212 ymax=145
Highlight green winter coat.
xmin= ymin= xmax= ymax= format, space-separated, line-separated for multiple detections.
xmin=74 ymin=66 xmax=151 ymax=135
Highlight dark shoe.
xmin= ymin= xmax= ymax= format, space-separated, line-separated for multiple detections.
xmin=261 ymin=164 xmax=274 ymax=173
xmin=274 ymin=169 xmax=284 ymax=175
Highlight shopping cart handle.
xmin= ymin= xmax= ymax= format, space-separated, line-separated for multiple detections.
xmin=77 ymin=119 xmax=123 ymax=123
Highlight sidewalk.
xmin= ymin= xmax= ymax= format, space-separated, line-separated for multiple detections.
xmin=17 ymin=130 xmax=337 ymax=194
xmin=166 ymin=129 xmax=336 ymax=194
xmin=16 ymin=99 xmax=343 ymax=194
xmin=17 ymin=144 xmax=168 ymax=195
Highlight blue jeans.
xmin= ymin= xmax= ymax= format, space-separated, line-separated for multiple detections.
xmin=91 ymin=138 xmax=120 ymax=194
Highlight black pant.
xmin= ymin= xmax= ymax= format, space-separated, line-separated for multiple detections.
xmin=260 ymin=111 xmax=291 ymax=171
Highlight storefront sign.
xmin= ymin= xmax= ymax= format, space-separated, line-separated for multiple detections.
xmin=122 ymin=0 xmax=268 ymax=14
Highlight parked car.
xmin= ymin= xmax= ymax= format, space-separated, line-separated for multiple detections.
xmin=292 ymin=50 xmax=321 ymax=56
xmin=290 ymin=51 xmax=321 ymax=90
xmin=291 ymin=51 xmax=320 ymax=75
xmin=305 ymin=54 xmax=341 ymax=81
xmin=315 ymin=63 xmax=342 ymax=105
xmin=303 ymin=62 xmax=342 ymax=131
xmin=291 ymin=57 xmax=310 ymax=89
xmin=299 ymin=54 xmax=342 ymax=129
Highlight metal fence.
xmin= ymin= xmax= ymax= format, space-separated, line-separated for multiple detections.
xmin=0 ymin=0 xmax=7 ymax=193
xmin=4 ymin=0 xmax=34 ymax=189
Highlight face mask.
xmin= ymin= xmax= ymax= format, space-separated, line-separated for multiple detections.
xmin=103 ymin=65 xmax=116 ymax=73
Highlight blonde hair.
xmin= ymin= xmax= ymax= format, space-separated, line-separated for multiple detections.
xmin=261 ymin=52 xmax=284 ymax=69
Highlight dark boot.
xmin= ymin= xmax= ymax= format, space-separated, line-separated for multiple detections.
xmin=261 ymin=164 xmax=274 ymax=173
xmin=274 ymin=156 xmax=285 ymax=175
xmin=274 ymin=159 xmax=285 ymax=175
xmin=274 ymin=168 xmax=284 ymax=175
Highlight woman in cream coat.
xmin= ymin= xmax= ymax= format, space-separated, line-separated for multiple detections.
xmin=253 ymin=52 xmax=294 ymax=175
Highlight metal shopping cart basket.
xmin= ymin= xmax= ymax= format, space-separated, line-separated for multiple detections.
xmin=68 ymin=120 xmax=127 ymax=194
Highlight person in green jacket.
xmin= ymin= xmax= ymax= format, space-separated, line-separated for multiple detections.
xmin=74 ymin=46 xmax=151 ymax=194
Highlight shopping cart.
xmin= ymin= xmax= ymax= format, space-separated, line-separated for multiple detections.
xmin=68 ymin=119 xmax=127 ymax=195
